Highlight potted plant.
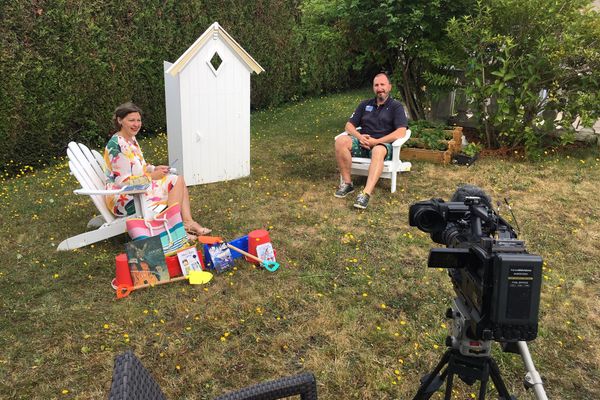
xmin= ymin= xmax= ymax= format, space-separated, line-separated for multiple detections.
xmin=453 ymin=142 xmax=482 ymax=165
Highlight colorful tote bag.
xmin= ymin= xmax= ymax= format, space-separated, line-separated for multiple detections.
xmin=126 ymin=203 xmax=188 ymax=255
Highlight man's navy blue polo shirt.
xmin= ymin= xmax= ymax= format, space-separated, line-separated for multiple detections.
xmin=348 ymin=97 xmax=408 ymax=139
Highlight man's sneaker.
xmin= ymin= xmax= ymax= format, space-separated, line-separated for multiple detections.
xmin=334 ymin=182 xmax=355 ymax=198
xmin=353 ymin=192 xmax=370 ymax=209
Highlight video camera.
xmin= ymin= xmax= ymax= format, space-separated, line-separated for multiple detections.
xmin=409 ymin=185 xmax=542 ymax=343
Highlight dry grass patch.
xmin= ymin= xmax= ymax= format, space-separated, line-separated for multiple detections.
xmin=1 ymin=90 xmax=599 ymax=399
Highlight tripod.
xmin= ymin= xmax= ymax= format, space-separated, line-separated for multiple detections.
xmin=412 ymin=346 xmax=514 ymax=400
xmin=412 ymin=299 xmax=548 ymax=400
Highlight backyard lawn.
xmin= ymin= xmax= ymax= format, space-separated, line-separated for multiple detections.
xmin=1 ymin=89 xmax=599 ymax=399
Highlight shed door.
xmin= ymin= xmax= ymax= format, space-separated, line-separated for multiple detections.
xmin=179 ymin=40 xmax=251 ymax=186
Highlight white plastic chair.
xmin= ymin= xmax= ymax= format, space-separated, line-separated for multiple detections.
xmin=57 ymin=142 xmax=148 ymax=251
xmin=334 ymin=129 xmax=412 ymax=193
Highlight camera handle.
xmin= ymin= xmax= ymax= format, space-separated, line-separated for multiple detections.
xmin=517 ymin=341 xmax=548 ymax=400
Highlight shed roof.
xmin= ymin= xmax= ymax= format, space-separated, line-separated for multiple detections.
xmin=166 ymin=22 xmax=265 ymax=76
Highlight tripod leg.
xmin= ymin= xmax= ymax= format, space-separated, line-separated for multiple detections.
xmin=477 ymin=362 xmax=490 ymax=400
xmin=517 ymin=341 xmax=548 ymax=400
xmin=413 ymin=351 xmax=451 ymax=400
xmin=444 ymin=371 xmax=454 ymax=400
xmin=488 ymin=357 xmax=515 ymax=400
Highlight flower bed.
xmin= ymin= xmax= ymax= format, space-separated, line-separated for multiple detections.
xmin=403 ymin=126 xmax=463 ymax=164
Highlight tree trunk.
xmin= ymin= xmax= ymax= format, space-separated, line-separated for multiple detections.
xmin=481 ymin=63 xmax=493 ymax=148
xmin=401 ymin=60 xmax=425 ymax=120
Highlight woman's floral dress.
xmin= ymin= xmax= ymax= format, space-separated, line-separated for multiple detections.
xmin=104 ymin=134 xmax=178 ymax=217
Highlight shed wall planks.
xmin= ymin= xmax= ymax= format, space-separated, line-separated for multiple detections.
xmin=164 ymin=23 xmax=262 ymax=186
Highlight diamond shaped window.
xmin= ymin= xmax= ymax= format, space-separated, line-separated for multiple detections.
xmin=210 ymin=52 xmax=223 ymax=71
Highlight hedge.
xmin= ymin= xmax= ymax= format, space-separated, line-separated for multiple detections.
xmin=0 ymin=0 xmax=357 ymax=171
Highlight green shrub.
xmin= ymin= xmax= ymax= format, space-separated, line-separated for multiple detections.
xmin=462 ymin=142 xmax=482 ymax=157
xmin=447 ymin=0 xmax=600 ymax=156
xmin=0 ymin=0 xmax=357 ymax=172
xmin=407 ymin=121 xmax=453 ymax=150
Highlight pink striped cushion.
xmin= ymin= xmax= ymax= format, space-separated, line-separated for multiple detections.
xmin=126 ymin=203 xmax=188 ymax=255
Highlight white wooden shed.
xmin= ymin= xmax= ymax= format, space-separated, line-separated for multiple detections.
xmin=164 ymin=22 xmax=264 ymax=186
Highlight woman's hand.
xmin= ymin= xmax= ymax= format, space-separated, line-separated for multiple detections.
xmin=150 ymin=165 xmax=170 ymax=180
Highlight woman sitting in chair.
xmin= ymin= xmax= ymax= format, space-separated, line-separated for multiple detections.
xmin=104 ymin=102 xmax=211 ymax=237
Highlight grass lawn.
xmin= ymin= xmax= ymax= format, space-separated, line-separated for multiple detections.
xmin=1 ymin=89 xmax=599 ymax=399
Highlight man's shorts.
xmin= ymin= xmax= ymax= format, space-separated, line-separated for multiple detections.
xmin=350 ymin=137 xmax=393 ymax=161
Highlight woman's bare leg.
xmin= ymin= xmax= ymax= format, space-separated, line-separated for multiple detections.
xmin=168 ymin=176 xmax=211 ymax=234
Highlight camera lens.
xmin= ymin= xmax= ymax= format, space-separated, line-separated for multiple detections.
xmin=414 ymin=208 xmax=446 ymax=233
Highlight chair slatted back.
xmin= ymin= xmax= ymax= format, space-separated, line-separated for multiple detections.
xmin=67 ymin=141 xmax=115 ymax=223
xmin=108 ymin=350 xmax=317 ymax=400
xmin=108 ymin=351 xmax=167 ymax=400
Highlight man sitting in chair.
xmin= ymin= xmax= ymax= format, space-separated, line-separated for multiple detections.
xmin=335 ymin=72 xmax=408 ymax=209
xmin=334 ymin=72 xmax=408 ymax=209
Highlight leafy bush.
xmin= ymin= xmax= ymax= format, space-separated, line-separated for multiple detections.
xmin=406 ymin=120 xmax=456 ymax=150
xmin=328 ymin=0 xmax=477 ymax=119
xmin=407 ymin=125 xmax=449 ymax=151
xmin=462 ymin=142 xmax=482 ymax=157
xmin=447 ymin=0 xmax=600 ymax=156
xmin=0 ymin=0 xmax=357 ymax=171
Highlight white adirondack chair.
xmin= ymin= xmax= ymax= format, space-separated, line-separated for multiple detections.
xmin=334 ymin=129 xmax=412 ymax=193
xmin=57 ymin=142 xmax=148 ymax=251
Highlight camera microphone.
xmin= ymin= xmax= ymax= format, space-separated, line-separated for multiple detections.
xmin=450 ymin=184 xmax=492 ymax=207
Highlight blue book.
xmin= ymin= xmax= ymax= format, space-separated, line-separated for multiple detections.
xmin=121 ymin=184 xmax=150 ymax=193
xmin=206 ymin=243 xmax=234 ymax=273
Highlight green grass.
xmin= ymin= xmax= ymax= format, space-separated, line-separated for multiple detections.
xmin=1 ymin=89 xmax=599 ymax=399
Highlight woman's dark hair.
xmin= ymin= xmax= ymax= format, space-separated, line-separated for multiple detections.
xmin=112 ymin=102 xmax=143 ymax=132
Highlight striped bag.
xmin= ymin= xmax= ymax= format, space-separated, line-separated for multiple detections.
xmin=126 ymin=203 xmax=188 ymax=255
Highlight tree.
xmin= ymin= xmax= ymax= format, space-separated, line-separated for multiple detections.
xmin=298 ymin=0 xmax=356 ymax=95
xmin=447 ymin=0 xmax=600 ymax=154
xmin=334 ymin=0 xmax=476 ymax=120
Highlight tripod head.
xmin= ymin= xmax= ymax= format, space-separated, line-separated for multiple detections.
xmin=446 ymin=297 xmax=492 ymax=358
xmin=412 ymin=297 xmax=549 ymax=400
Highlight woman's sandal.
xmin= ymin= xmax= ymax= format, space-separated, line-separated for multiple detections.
xmin=195 ymin=226 xmax=212 ymax=235
xmin=184 ymin=221 xmax=212 ymax=236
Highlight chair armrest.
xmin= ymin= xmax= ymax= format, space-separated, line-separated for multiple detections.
xmin=334 ymin=127 xmax=363 ymax=141
xmin=74 ymin=187 xmax=148 ymax=196
xmin=337 ymin=128 xmax=409 ymax=147
xmin=213 ymin=372 xmax=317 ymax=400
xmin=334 ymin=131 xmax=349 ymax=141
xmin=74 ymin=189 xmax=121 ymax=196
xmin=391 ymin=129 xmax=412 ymax=147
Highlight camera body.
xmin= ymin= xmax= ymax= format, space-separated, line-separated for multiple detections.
xmin=409 ymin=192 xmax=542 ymax=342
